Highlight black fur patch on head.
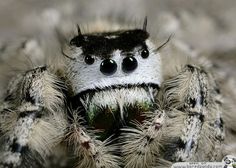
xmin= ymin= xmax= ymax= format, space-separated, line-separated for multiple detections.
xmin=70 ymin=29 xmax=149 ymax=58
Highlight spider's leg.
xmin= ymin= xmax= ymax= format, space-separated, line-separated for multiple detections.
xmin=0 ymin=66 xmax=67 ymax=168
xmin=119 ymin=109 xmax=167 ymax=168
xmin=161 ymin=64 xmax=224 ymax=162
xmin=65 ymin=111 xmax=120 ymax=168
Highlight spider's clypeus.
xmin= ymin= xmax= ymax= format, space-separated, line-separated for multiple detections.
xmin=0 ymin=19 xmax=232 ymax=168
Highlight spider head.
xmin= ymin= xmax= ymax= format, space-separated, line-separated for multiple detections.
xmin=65 ymin=26 xmax=163 ymax=139
xmin=66 ymin=28 xmax=162 ymax=94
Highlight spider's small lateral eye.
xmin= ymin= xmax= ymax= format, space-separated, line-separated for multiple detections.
xmin=84 ymin=55 xmax=95 ymax=65
xmin=141 ymin=48 xmax=149 ymax=58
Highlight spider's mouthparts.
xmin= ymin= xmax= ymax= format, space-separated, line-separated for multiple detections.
xmin=71 ymin=84 xmax=159 ymax=140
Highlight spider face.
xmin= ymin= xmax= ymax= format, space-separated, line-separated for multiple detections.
xmin=65 ymin=28 xmax=162 ymax=139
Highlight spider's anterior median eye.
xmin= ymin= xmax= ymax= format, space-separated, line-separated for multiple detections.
xmin=100 ymin=59 xmax=117 ymax=76
xmin=122 ymin=56 xmax=138 ymax=73
xmin=84 ymin=55 xmax=95 ymax=65
xmin=141 ymin=48 xmax=149 ymax=58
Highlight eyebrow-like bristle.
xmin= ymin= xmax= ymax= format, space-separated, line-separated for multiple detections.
xmin=76 ymin=24 xmax=82 ymax=36
xmin=155 ymin=34 xmax=172 ymax=52
xmin=143 ymin=16 xmax=148 ymax=31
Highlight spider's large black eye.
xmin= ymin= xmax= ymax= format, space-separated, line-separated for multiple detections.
xmin=141 ymin=48 xmax=149 ymax=58
xmin=100 ymin=59 xmax=117 ymax=76
xmin=85 ymin=55 xmax=95 ymax=65
xmin=122 ymin=56 xmax=138 ymax=73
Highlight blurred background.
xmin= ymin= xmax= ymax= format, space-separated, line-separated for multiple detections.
xmin=0 ymin=0 xmax=236 ymax=90
xmin=1 ymin=0 xmax=236 ymax=51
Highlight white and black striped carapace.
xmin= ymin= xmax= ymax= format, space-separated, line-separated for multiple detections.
xmin=65 ymin=21 xmax=163 ymax=96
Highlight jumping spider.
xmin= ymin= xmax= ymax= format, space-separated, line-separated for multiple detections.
xmin=0 ymin=19 xmax=229 ymax=168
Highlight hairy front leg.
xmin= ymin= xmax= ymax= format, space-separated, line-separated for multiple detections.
xmin=0 ymin=66 xmax=67 ymax=168
xmin=160 ymin=64 xmax=224 ymax=162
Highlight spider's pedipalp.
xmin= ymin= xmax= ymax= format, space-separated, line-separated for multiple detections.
xmin=65 ymin=111 xmax=120 ymax=168
xmin=120 ymin=110 xmax=165 ymax=168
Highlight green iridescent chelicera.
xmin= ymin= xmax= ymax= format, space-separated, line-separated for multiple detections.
xmin=86 ymin=101 xmax=154 ymax=140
